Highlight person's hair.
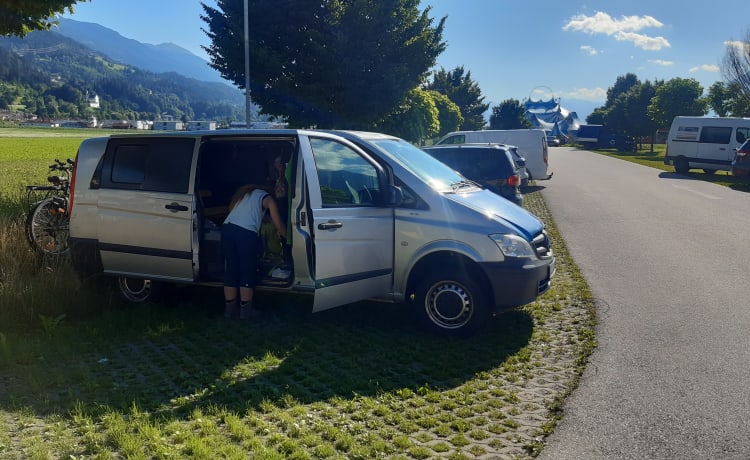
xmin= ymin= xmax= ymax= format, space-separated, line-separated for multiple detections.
xmin=229 ymin=184 xmax=268 ymax=211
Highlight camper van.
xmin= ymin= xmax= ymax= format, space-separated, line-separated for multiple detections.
xmin=664 ymin=116 xmax=750 ymax=174
xmin=67 ymin=129 xmax=555 ymax=336
xmin=436 ymin=129 xmax=552 ymax=180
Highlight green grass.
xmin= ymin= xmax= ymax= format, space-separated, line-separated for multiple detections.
xmin=0 ymin=128 xmax=597 ymax=458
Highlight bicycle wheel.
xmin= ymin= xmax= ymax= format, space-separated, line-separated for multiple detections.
xmin=25 ymin=197 xmax=70 ymax=256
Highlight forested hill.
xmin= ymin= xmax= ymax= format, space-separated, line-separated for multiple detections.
xmin=0 ymin=30 xmax=245 ymax=122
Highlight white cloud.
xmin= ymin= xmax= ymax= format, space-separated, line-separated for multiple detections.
xmin=563 ymin=87 xmax=608 ymax=102
xmin=563 ymin=11 xmax=671 ymax=51
xmin=580 ymin=45 xmax=600 ymax=56
xmin=724 ymin=40 xmax=749 ymax=51
xmin=649 ymin=59 xmax=674 ymax=66
xmin=689 ymin=64 xmax=720 ymax=73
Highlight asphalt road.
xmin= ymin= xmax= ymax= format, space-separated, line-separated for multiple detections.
xmin=538 ymin=147 xmax=750 ymax=459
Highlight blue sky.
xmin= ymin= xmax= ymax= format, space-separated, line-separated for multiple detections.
xmin=63 ymin=1 xmax=750 ymax=120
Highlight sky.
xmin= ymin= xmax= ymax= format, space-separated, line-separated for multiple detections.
xmin=62 ymin=0 xmax=750 ymax=120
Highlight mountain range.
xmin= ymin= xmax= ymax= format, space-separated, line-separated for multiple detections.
xmin=0 ymin=19 xmax=249 ymax=122
xmin=54 ymin=18 xmax=227 ymax=85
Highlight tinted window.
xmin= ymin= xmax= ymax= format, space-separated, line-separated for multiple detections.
xmin=438 ymin=135 xmax=465 ymax=145
xmin=309 ymin=137 xmax=381 ymax=207
xmin=699 ymin=127 xmax=732 ymax=144
xmin=737 ymin=127 xmax=749 ymax=144
xmin=101 ymin=138 xmax=195 ymax=193
xmin=424 ymin=147 xmax=512 ymax=180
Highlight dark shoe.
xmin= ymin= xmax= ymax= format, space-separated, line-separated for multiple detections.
xmin=224 ymin=299 xmax=239 ymax=319
xmin=239 ymin=303 xmax=262 ymax=320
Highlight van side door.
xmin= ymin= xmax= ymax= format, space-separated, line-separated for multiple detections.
xmin=93 ymin=137 xmax=198 ymax=281
xmin=698 ymin=126 xmax=733 ymax=166
xmin=300 ymin=134 xmax=394 ymax=312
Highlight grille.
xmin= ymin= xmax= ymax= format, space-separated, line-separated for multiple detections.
xmin=532 ymin=230 xmax=552 ymax=259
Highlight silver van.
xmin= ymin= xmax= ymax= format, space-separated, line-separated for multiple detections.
xmin=68 ymin=129 xmax=555 ymax=335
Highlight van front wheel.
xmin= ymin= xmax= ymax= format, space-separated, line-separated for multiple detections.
xmin=412 ymin=271 xmax=489 ymax=336
xmin=118 ymin=276 xmax=158 ymax=303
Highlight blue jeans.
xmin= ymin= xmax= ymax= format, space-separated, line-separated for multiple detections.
xmin=221 ymin=223 xmax=259 ymax=288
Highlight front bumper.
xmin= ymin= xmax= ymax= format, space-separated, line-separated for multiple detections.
xmin=479 ymin=255 xmax=555 ymax=309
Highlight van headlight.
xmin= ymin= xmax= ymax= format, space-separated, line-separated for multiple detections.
xmin=490 ymin=234 xmax=536 ymax=258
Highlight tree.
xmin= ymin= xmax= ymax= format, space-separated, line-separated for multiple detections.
xmin=605 ymin=73 xmax=639 ymax=107
xmin=426 ymin=66 xmax=489 ymax=130
xmin=647 ymin=77 xmax=707 ymax=129
xmin=0 ymin=1 xmax=86 ymax=37
xmin=202 ymin=0 xmax=446 ymax=129
xmin=707 ymin=81 xmax=750 ymax=117
xmin=488 ymin=99 xmax=531 ymax=130
xmin=430 ymin=90 xmax=462 ymax=137
xmin=722 ymin=30 xmax=750 ymax=99
xmin=376 ymin=88 xmax=439 ymax=144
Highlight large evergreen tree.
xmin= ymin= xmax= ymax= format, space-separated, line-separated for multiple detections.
xmin=0 ymin=1 xmax=86 ymax=36
xmin=201 ymin=0 xmax=446 ymax=129
xmin=426 ymin=66 xmax=488 ymax=130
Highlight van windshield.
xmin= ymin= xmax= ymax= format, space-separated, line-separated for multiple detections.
xmin=366 ymin=138 xmax=474 ymax=192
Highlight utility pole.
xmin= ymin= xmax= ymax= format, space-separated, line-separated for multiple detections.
xmin=244 ymin=0 xmax=252 ymax=128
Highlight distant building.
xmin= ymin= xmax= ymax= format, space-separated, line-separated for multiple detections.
xmin=524 ymin=97 xmax=582 ymax=140
xmin=186 ymin=121 xmax=217 ymax=131
xmin=88 ymin=94 xmax=100 ymax=109
xmin=153 ymin=121 xmax=184 ymax=131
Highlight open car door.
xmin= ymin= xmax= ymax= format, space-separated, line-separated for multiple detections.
xmin=300 ymin=134 xmax=394 ymax=312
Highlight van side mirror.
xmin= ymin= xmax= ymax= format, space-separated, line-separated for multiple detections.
xmin=387 ymin=185 xmax=404 ymax=206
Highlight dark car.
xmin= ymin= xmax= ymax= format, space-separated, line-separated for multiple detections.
xmin=732 ymin=139 xmax=750 ymax=178
xmin=422 ymin=144 xmax=523 ymax=205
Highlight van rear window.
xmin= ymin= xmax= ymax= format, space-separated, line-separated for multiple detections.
xmin=101 ymin=138 xmax=195 ymax=193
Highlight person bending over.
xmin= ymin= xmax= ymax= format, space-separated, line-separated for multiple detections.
xmin=222 ymin=184 xmax=287 ymax=320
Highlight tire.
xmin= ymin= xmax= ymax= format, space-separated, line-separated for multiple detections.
xmin=411 ymin=270 xmax=490 ymax=336
xmin=118 ymin=276 xmax=158 ymax=303
xmin=703 ymin=169 xmax=716 ymax=175
xmin=674 ymin=157 xmax=689 ymax=174
xmin=25 ymin=197 xmax=70 ymax=256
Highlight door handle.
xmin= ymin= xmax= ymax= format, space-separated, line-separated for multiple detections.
xmin=165 ymin=203 xmax=189 ymax=212
xmin=318 ymin=220 xmax=343 ymax=230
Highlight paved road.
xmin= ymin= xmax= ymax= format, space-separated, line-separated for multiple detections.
xmin=539 ymin=147 xmax=750 ymax=459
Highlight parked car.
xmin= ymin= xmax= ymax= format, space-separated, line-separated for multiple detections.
xmin=506 ymin=145 xmax=530 ymax=186
xmin=421 ymin=144 xmax=524 ymax=206
xmin=546 ymin=135 xmax=560 ymax=147
xmin=435 ymin=129 xmax=552 ymax=180
xmin=67 ymin=129 xmax=555 ymax=336
xmin=731 ymin=139 xmax=750 ymax=178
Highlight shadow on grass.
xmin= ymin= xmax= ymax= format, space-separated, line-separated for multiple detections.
xmin=0 ymin=288 xmax=533 ymax=420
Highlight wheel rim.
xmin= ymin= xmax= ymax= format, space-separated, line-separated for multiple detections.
xmin=30 ymin=201 xmax=70 ymax=255
xmin=118 ymin=277 xmax=152 ymax=302
xmin=424 ymin=281 xmax=473 ymax=329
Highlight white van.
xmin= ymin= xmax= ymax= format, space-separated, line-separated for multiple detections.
xmin=664 ymin=116 xmax=750 ymax=174
xmin=68 ymin=130 xmax=555 ymax=336
xmin=435 ymin=129 xmax=552 ymax=180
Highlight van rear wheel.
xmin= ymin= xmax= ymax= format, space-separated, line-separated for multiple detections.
xmin=412 ymin=271 xmax=489 ymax=336
xmin=117 ymin=276 xmax=158 ymax=303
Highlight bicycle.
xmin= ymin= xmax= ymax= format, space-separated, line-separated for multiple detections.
xmin=25 ymin=158 xmax=74 ymax=257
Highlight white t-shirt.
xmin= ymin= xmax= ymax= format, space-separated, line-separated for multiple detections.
xmin=224 ymin=189 xmax=268 ymax=233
